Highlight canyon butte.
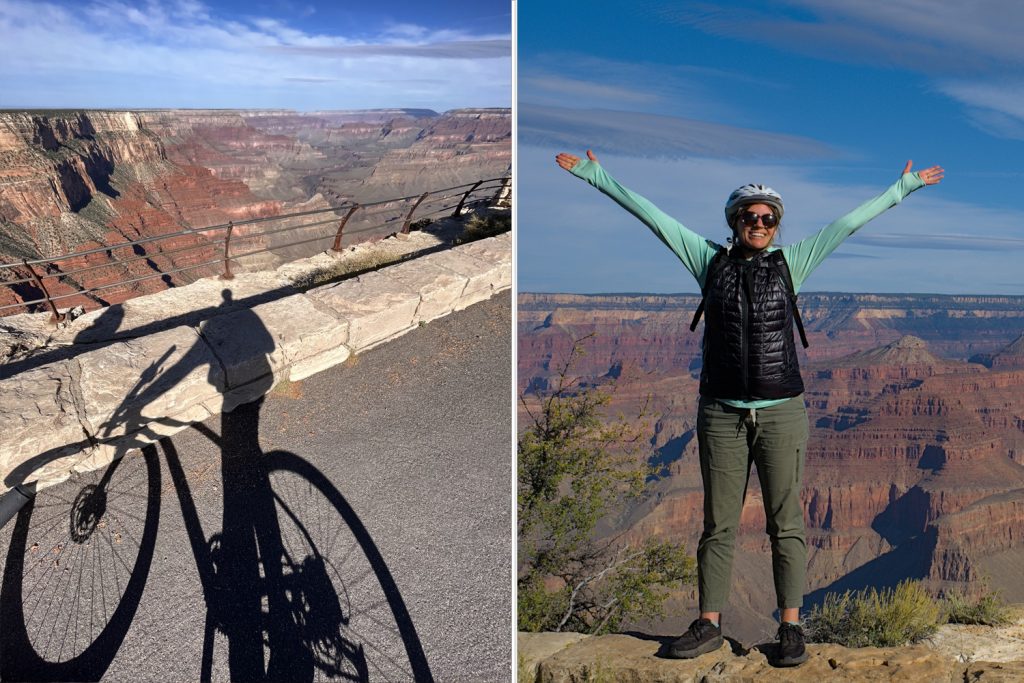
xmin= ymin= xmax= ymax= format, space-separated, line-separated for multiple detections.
xmin=519 ymin=292 xmax=1024 ymax=644
xmin=0 ymin=108 xmax=510 ymax=313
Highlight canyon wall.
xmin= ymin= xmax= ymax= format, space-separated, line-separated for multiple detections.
xmin=518 ymin=292 xmax=1024 ymax=641
xmin=0 ymin=108 xmax=510 ymax=314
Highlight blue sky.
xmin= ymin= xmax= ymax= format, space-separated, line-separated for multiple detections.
xmin=518 ymin=1 xmax=1024 ymax=295
xmin=0 ymin=0 xmax=510 ymax=111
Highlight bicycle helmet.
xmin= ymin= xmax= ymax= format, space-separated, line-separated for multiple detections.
xmin=724 ymin=183 xmax=784 ymax=226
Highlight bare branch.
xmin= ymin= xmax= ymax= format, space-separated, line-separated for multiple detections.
xmin=590 ymin=597 xmax=621 ymax=635
xmin=555 ymin=546 xmax=644 ymax=631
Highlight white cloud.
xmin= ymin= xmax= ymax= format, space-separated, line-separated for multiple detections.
xmin=283 ymin=76 xmax=337 ymax=83
xmin=519 ymin=52 xmax=754 ymax=120
xmin=648 ymin=0 xmax=1024 ymax=73
xmin=268 ymin=39 xmax=511 ymax=60
xmin=640 ymin=0 xmax=1024 ymax=141
xmin=936 ymin=80 xmax=1024 ymax=138
xmin=781 ymin=0 xmax=1024 ymax=68
xmin=854 ymin=233 xmax=1024 ymax=251
xmin=0 ymin=0 xmax=511 ymax=109
xmin=384 ymin=22 xmax=429 ymax=39
xmin=520 ymin=104 xmax=834 ymax=160
xmin=523 ymin=75 xmax=658 ymax=104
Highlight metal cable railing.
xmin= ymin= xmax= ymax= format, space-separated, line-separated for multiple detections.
xmin=0 ymin=175 xmax=510 ymax=320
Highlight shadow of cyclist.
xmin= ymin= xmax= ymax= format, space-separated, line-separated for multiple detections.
xmin=3 ymin=289 xmax=428 ymax=682
xmin=185 ymin=290 xmax=369 ymax=682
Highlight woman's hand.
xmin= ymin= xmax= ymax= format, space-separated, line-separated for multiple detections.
xmin=556 ymin=149 xmax=599 ymax=172
xmin=902 ymin=160 xmax=944 ymax=185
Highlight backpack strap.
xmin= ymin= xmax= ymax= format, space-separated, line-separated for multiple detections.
xmin=689 ymin=248 xmax=727 ymax=332
xmin=690 ymin=249 xmax=810 ymax=349
xmin=768 ymin=251 xmax=809 ymax=349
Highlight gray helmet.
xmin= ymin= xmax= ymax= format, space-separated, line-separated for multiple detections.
xmin=724 ymin=183 xmax=784 ymax=226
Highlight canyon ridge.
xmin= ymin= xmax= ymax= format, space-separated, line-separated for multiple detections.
xmin=519 ymin=291 xmax=1024 ymax=644
xmin=0 ymin=108 xmax=510 ymax=314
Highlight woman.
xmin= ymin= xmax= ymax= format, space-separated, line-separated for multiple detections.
xmin=555 ymin=150 xmax=943 ymax=666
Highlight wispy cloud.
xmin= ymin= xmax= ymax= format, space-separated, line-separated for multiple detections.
xmin=641 ymin=0 xmax=1024 ymax=140
xmin=519 ymin=52 xmax=756 ymax=120
xmin=782 ymin=0 xmax=1024 ymax=69
xmin=648 ymin=0 xmax=1024 ymax=74
xmin=0 ymin=0 xmax=510 ymax=109
xmin=269 ymin=39 xmax=510 ymax=60
xmin=283 ymin=76 xmax=337 ymax=83
xmin=935 ymin=80 xmax=1024 ymax=139
xmin=523 ymin=75 xmax=658 ymax=104
xmin=854 ymin=233 xmax=1024 ymax=251
xmin=520 ymin=103 xmax=834 ymax=160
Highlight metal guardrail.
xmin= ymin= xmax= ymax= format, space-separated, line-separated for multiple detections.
xmin=0 ymin=175 xmax=510 ymax=320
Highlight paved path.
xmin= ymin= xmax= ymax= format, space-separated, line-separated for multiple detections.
xmin=0 ymin=291 xmax=511 ymax=682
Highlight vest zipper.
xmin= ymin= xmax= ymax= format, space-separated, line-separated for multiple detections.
xmin=740 ymin=265 xmax=753 ymax=399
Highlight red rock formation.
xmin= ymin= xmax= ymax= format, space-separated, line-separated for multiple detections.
xmin=518 ymin=292 xmax=1024 ymax=640
xmin=991 ymin=334 xmax=1024 ymax=370
xmin=0 ymin=108 xmax=511 ymax=315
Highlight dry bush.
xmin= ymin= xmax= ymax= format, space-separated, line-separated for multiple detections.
xmin=805 ymin=580 xmax=941 ymax=647
xmin=942 ymin=589 xmax=1012 ymax=626
xmin=455 ymin=212 xmax=510 ymax=245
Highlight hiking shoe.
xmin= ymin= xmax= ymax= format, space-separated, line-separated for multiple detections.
xmin=774 ymin=622 xmax=808 ymax=667
xmin=664 ymin=618 xmax=723 ymax=659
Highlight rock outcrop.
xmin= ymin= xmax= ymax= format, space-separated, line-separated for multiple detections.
xmin=518 ymin=629 xmax=1024 ymax=683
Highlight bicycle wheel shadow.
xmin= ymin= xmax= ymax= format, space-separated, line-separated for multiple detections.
xmin=2 ymin=290 xmax=433 ymax=682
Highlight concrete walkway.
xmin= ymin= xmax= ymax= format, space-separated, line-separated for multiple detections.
xmin=0 ymin=292 xmax=512 ymax=682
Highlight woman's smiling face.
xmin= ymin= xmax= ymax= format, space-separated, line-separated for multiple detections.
xmin=733 ymin=202 xmax=778 ymax=254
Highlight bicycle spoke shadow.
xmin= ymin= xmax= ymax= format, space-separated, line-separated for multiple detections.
xmin=1 ymin=291 xmax=433 ymax=682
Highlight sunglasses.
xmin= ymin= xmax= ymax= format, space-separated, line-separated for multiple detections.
xmin=738 ymin=210 xmax=779 ymax=229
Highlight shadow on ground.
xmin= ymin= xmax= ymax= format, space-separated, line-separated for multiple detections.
xmin=1 ymin=293 xmax=433 ymax=682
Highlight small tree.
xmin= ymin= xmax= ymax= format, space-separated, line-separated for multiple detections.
xmin=518 ymin=338 xmax=695 ymax=634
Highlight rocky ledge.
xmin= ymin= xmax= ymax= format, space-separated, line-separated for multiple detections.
xmin=519 ymin=625 xmax=1024 ymax=682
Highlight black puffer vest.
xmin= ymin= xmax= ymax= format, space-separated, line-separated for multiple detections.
xmin=697 ymin=248 xmax=805 ymax=400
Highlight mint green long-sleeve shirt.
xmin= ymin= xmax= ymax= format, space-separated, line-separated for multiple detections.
xmin=568 ymin=159 xmax=927 ymax=408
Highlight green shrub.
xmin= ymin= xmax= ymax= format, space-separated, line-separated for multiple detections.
xmin=518 ymin=338 xmax=695 ymax=635
xmin=804 ymin=580 xmax=941 ymax=647
xmin=942 ymin=589 xmax=1011 ymax=626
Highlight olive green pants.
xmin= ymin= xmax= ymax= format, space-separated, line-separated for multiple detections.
xmin=696 ymin=396 xmax=809 ymax=612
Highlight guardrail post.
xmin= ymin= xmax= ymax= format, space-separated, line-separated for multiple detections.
xmin=493 ymin=174 xmax=512 ymax=208
xmin=22 ymin=260 xmax=65 ymax=324
xmin=401 ymin=192 xmax=429 ymax=235
xmin=220 ymin=221 xmax=235 ymax=280
xmin=452 ymin=180 xmax=484 ymax=218
xmin=331 ymin=204 xmax=361 ymax=252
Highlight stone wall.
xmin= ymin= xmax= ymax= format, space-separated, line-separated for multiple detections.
xmin=0 ymin=227 xmax=510 ymax=496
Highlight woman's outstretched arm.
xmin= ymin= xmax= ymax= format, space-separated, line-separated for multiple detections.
xmin=782 ymin=161 xmax=944 ymax=291
xmin=556 ymin=149 xmax=718 ymax=286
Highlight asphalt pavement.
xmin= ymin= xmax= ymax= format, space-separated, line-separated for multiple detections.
xmin=0 ymin=291 xmax=512 ymax=682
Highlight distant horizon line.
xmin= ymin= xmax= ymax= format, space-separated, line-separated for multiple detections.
xmin=0 ymin=106 xmax=510 ymax=114
xmin=519 ymin=290 xmax=1024 ymax=299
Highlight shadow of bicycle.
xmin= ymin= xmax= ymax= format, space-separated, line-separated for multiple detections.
xmin=1 ymin=293 xmax=433 ymax=682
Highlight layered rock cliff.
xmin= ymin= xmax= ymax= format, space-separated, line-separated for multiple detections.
xmin=518 ymin=292 xmax=1024 ymax=642
xmin=0 ymin=108 xmax=510 ymax=314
